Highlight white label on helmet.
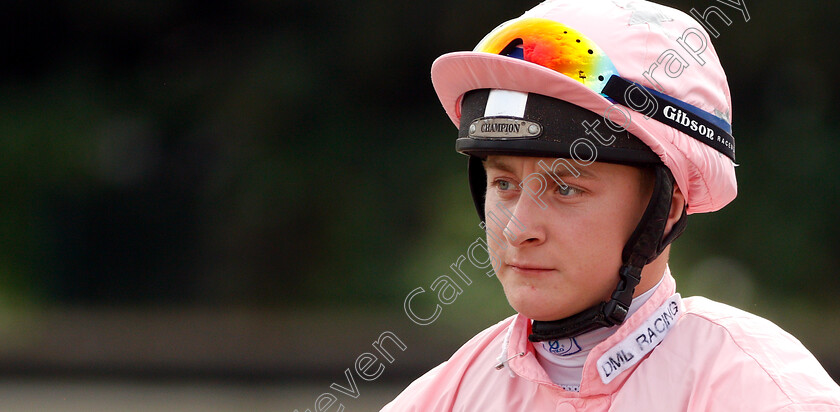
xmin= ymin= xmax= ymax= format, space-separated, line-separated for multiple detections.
xmin=485 ymin=89 xmax=528 ymax=118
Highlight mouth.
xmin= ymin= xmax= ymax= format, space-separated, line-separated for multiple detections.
xmin=506 ymin=261 xmax=554 ymax=275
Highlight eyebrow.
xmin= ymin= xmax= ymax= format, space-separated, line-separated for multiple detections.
xmin=484 ymin=157 xmax=597 ymax=180
xmin=483 ymin=157 xmax=516 ymax=174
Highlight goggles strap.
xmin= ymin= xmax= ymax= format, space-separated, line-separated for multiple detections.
xmin=602 ymin=75 xmax=735 ymax=162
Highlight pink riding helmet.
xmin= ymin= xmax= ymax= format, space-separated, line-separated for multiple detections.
xmin=431 ymin=0 xmax=737 ymax=214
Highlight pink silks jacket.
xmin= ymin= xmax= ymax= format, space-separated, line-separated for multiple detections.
xmin=382 ymin=268 xmax=840 ymax=411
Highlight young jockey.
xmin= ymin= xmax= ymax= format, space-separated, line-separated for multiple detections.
xmin=382 ymin=0 xmax=840 ymax=410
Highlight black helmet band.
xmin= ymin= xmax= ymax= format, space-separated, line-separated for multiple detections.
xmin=456 ymin=89 xmax=660 ymax=164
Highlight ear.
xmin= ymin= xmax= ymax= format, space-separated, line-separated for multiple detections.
xmin=663 ymin=185 xmax=686 ymax=238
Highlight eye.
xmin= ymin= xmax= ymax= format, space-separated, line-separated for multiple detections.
xmin=490 ymin=178 xmax=516 ymax=193
xmin=557 ymin=185 xmax=582 ymax=197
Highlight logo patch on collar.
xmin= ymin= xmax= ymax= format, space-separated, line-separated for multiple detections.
xmin=597 ymin=294 xmax=683 ymax=384
xmin=542 ymin=337 xmax=582 ymax=356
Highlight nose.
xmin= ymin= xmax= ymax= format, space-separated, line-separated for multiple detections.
xmin=485 ymin=193 xmax=547 ymax=248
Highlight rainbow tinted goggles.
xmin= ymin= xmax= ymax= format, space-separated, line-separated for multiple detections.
xmin=474 ymin=18 xmax=735 ymax=161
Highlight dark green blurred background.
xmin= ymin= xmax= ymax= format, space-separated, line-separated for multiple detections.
xmin=0 ymin=0 xmax=838 ymax=399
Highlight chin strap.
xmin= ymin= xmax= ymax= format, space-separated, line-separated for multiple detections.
xmin=529 ymin=165 xmax=686 ymax=342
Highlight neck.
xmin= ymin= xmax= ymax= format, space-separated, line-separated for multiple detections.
xmin=533 ymin=273 xmax=664 ymax=391
xmin=634 ymin=247 xmax=669 ymax=297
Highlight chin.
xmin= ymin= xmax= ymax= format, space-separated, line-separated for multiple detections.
xmin=506 ymin=285 xmax=601 ymax=321
xmin=507 ymin=296 xmax=569 ymax=321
